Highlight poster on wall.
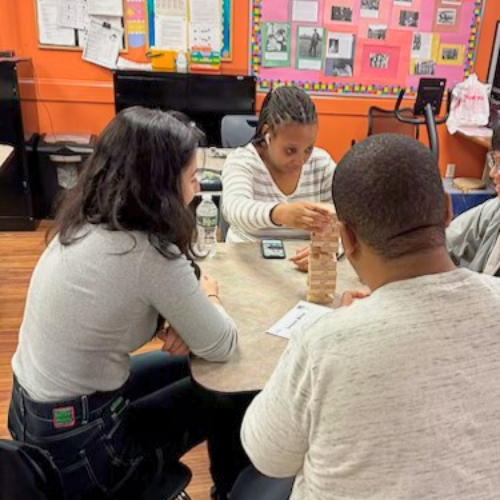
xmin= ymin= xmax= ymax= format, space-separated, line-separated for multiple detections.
xmin=262 ymin=22 xmax=292 ymax=67
xmin=250 ymin=0 xmax=486 ymax=96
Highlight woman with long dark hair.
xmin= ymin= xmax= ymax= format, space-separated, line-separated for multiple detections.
xmin=8 ymin=107 xmax=239 ymax=499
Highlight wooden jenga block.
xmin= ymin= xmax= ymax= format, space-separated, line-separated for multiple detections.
xmin=307 ymin=216 xmax=340 ymax=305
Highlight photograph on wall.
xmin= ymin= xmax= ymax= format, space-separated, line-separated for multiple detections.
xmin=326 ymin=32 xmax=355 ymax=58
xmin=331 ymin=6 xmax=353 ymax=23
xmin=292 ymin=0 xmax=319 ymax=23
xmin=399 ymin=10 xmax=419 ymax=27
xmin=436 ymin=8 xmax=457 ymax=26
xmin=438 ymin=43 xmax=464 ymax=65
xmin=361 ymin=0 xmax=380 ymax=19
xmin=369 ymin=52 xmax=389 ymax=68
xmin=368 ymin=24 xmax=387 ymax=40
xmin=296 ymin=26 xmax=325 ymax=70
xmin=325 ymin=57 xmax=354 ymax=76
xmin=262 ymin=22 xmax=291 ymax=67
xmin=411 ymin=59 xmax=436 ymax=75
xmin=325 ymin=33 xmax=355 ymax=76
xmin=411 ymin=32 xmax=434 ymax=59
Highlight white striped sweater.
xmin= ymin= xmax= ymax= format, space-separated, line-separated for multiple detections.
xmin=221 ymin=143 xmax=336 ymax=242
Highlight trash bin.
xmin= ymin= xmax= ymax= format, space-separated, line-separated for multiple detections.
xmin=36 ymin=134 xmax=96 ymax=218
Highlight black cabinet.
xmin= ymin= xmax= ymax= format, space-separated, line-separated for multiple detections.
xmin=0 ymin=58 xmax=39 ymax=230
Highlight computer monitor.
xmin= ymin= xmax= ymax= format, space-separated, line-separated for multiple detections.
xmin=487 ymin=21 xmax=500 ymax=104
xmin=413 ymin=77 xmax=446 ymax=116
xmin=114 ymin=71 xmax=256 ymax=146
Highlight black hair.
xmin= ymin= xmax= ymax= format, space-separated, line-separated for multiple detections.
xmin=332 ymin=134 xmax=447 ymax=260
xmin=49 ymin=106 xmax=199 ymax=260
xmin=253 ymin=85 xmax=317 ymax=144
xmin=492 ymin=123 xmax=500 ymax=151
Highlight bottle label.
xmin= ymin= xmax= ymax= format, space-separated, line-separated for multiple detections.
xmin=197 ymin=215 xmax=218 ymax=229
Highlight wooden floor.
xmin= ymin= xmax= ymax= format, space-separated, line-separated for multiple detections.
xmin=0 ymin=222 xmax=212 ymax=500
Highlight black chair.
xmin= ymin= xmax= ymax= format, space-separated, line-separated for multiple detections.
xmin=230 ymin=466 xmax=294 ymax=500
xmin=367 ymin=106 xmax=420 ymax=140
xmin=0 ymin=439 xmax=192 ymax=500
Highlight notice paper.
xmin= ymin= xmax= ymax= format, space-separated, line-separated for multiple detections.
xmin=155 ymin=0 xmax=187 ymax=17
xmin=190 ymin=23 xmax=222 ymax=51
xmin=88 ymin=0 xmax=123 ymax=17
xmin=267 ymin=301 xmax=332 ymax=340
xmin=37 ymin=0 xmax=76 ymax=46
xmin=154 ymin=14 xmax=188 ymax=50
xmin=78 ymin=15 xmax=124 ymax=48
xmin=292 ymin=1 xmax=319 ymax=23
xmin=411 ymin=32 xmax=433 ymax=60
xmin=189 ymin=0 xmax=221 ymax=23
xmin=82 ymin=19 xmax=123 ymax=69
xmin=58 ymin=0 xmax=87 ymax=30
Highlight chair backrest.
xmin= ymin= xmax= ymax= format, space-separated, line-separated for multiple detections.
xmin=0 ymin=439 xmax=64 ymax=500
xmin=221 ymin=115 xmax=258 ymax=148
xmin=367 ymin=106 xmax=420 ymax=140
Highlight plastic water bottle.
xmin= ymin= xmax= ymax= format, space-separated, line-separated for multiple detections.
xmin=196 ymin=194 xmax=218 ymax=257
xmin=176 ymin=51 xmax=188 ymax=73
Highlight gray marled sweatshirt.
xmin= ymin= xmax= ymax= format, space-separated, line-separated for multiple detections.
xmin=13 ymin=226 xmax=237 ymax=402
xmin=242 ymin=268 xmax=500 ymax=500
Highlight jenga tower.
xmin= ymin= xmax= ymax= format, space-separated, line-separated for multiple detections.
xmin=307 ymin=214 xmax=340 ymax=305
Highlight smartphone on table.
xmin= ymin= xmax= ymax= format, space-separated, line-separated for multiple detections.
xmin=261 ymin=239 xmax=286 ymax=259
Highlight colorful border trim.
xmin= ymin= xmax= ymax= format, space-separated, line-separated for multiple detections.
xmin=250 ymin=0 xmax=486 ymax=96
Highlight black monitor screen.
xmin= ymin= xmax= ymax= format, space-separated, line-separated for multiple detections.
xmin=114 ymin=71 xmax=256 ymax=145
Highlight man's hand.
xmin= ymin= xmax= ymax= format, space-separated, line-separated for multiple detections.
xmin=340 ymin=290 xmax=371 ymax=307
xmin=157 ymin=327 xmax=191 ymax=356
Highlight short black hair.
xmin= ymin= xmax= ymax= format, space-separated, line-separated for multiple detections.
xmin=253 ymin=85 xmax=317 ymax=143
xmin=332 ymin=134 xmax=446 ymax=260
xmin=492 ymin=123 xmax=500 ymax=151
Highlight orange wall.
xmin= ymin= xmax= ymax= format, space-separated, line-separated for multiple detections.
xmin=1 ymin=0 xmax=498 ymax=176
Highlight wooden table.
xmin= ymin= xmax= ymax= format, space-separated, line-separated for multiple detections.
xmin=0 ymin=145 xmax=14 ymax=171
xmin=456 ymin=129 xmax=491 ymax=149
xmin=190 ymin=241 xmax=364 ymax=393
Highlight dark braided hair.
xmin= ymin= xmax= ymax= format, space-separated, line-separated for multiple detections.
xmin=253 ymin=86 xmax=318 ymax=144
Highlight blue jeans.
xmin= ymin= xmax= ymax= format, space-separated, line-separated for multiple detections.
xmin=8 ymin=351 xmax=254 ymax=499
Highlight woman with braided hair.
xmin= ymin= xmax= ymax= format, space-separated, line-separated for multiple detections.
xmin=222 ymin=85 xmax=336 ymax=271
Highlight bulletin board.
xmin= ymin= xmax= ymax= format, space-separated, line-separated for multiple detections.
xmin=250 ymin=0 xmax=487 ymax=96
xmin=146 ymin=0 xmax=234 ymax=61
xmin=35 ymin=0 xmax=128 ymax=51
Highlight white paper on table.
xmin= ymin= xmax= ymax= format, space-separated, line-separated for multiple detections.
xmin=411 ymin=32 xmax=433 ymax=60
xmin=153 ymin=14 xmax=188 ymax=50
xmin=58 ymin=0 xmax=88 ymax=30
xmin=78 ymin=15 xmax=124 ymax=48
xmin=38 ymin=0 xmax=76 ymax=46
xmin=292 ymin=1 xmax=319 ymax=23
xmin=155 ymin=0 xmax=187 ymax=17
xmin=82 ymin=19 xmax=123 ymax=69
xmin=267 ymin=301 xmax=332 ymax=340
xmin=189 ymin=0 xmax=221 ymax=23
xmin=190 ymin=23 xmax=222 ymax=51
xmin=88 ymin=0 xmax=123 ymax=17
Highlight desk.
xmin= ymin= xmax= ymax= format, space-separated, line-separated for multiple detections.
xmin=443 ymin=179 xmax=496 ymax=217
xmin=456 ymin=129 xmax=491 ymax=149
xmin=0 ymin=145 xmax=14 ymax=171
xmin=190 ymin=241 xmax=364 ymax=393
